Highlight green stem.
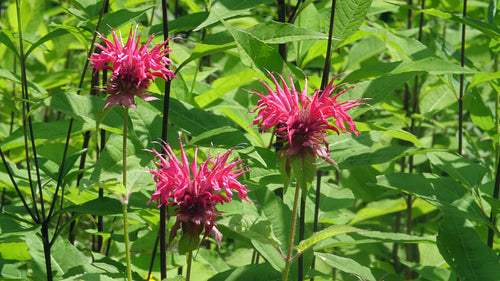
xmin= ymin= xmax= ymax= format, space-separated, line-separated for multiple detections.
xmin=123 ymin=203 xmax=132 ymax=281
xmin=122 ymin=107 xmax=131 ymax=281
xmin=186 ymin=250 xmax=193 ymax=281
xmin=283 ymin=182 xmax=301 ymax=281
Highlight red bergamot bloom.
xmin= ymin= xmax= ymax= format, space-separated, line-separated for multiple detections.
xmin=90 ymin=24 xmax=175 ymax=108
xmin=250 ymin=72 xmax=363 ymax=165
xmin=148 ymin=140 xmax=249 ymax=248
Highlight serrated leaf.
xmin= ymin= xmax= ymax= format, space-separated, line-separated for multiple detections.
xmin=251 ymin=21 xmax=330 ymax=44
xmin=331 ymin=0 xmax=373 ymax=49
xmin=437 ymin=215 xmax=500 ymax=281
xmin=316 ymin=252 xmax=377 ymax=281
xmin=295 ymin=225 xmax=362 ymax=254
xmin=218 ymin=214 xmax=281 ymax=248
xmin=427 ymin=151 xmax=487 ymax=188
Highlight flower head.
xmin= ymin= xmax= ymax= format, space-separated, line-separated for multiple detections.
xmin=90 ymin=25 xmax=175 ymax=108
xmin=148 ymin=140 xmax=249 ymax=247
xmin=250 ymin=72 xmax=363 ymax=165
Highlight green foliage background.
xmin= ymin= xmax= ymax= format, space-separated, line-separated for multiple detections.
xmin=0 ymin=0 xmax=499 ymax=280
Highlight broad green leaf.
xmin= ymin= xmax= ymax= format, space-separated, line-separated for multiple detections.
xmin=295 ymin=225 xmax=362 ymax=255
xmin=357 ymin=122 xmax=424 ymax=147
xmin=100 ymin=6 xmax=155 ymax=30
xmin=466 ymin=89 xmax=496 ymax=132
xmin=0 ymin=217 xmax=39 ymax=238
xmin=377 ymin=173 xmax=488 ymax=224
xmin=26 ymin=235 xmax=90 ymax=280
xmin=218 ymin=107 xmax=264 ymax=146
xmin=208 ymin=263 xmax=281 ymax=281
xmin=0 ymin=240 xmax=30 ymax=261
xmin=316 ymin=252 xmax=377 ymax=281
xmin=69 ymin=0 xmax=102 ymax=18
xmin=466 ymin=72 xmax=500 ymax=94
xmin=194 ymin=0 xmax=274 ymax=31
xmin=0 ymin=30 xmax=20 ymax=57
xmin=421 ymin=8 xmax=500 ymax=40
xmin=315 ymin=231 xmax=436 ymax=250
xmin=437 ymin=215 xmax=500 ymax=281
xmin=194 ymin=68 xmax=262 ymax=108
xmin=25 ymin=28 xmax=69 ymax=57
xmin=149 ymin=12 xmax=209 ymax=34
xmin=251 ymin=21 xmax=330 ymax=44
xmin=402 ymin=261 xmax=456 ymax=281
xmin=197 ymin=248 xmax=231 ymax=273
xmin=331 ymin=0 xmax=374 ymax=49
xmin=188 ymin=126 xmax=250 ymax=147
xmin=289 ymin=153 xmax=316 ymax=196
xmin=349 ymin=197 xmax=436 ymax=225
xmin=83 ymin=179 xmax=127 ymax=198
xmin=0 ymin=68 xmax=48 ymax=98
xmin=0 ymin=119 xmax=91 ymax=152
xmin=63 ymin=196 xmax=122 ymax=216
xmin=217 ymin=214 xmax=281 ymax=248
xmin=166 ymin=276 xmax=186 ymax=281
xmin=177 ymin=42 xmax=236 ymax=72
xmin=427 ymin=151 xmax=487 ymax=188
xmin=221 ymin=20 xmax=283 ymax=75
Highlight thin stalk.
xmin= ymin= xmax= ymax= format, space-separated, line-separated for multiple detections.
xmin=159 ymin=1 xmax=172 ymax=279
xmin=298 ymin=197 xmax=306 ymax=281
xmin=41 ymin=221 xmax=53 ymax=281
xmin=320 ymin=0 xmax=337 ymax=90
xmin=122 ymin=107 xmax=132 ymax=281
xmin=488 ymin=155 xmax=500 ymax=247
xmin=458 ymin=0 xmax=467 ymax=155
xmin=186 ymin=250 xmax=193 ymax=281
xmin=147 ymin=235 xmax=160 ymax=280
xmin=283 ymin=182 xmax=300 ymax=281
xmin=310 ymin=170 xmax=322 ymax=281
xmin=277 ymin=0 xmax=287 ymax=62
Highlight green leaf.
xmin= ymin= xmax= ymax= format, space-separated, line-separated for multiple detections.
xmin=251 ymin=21 xmax=330 ymax=44
xmin=0 ymin=240 xmax=30 ymax=261
xmin=208 ymin=263 xmax=281 ymax=281
xmin=188 ymin=126 xmax=250 ymax=147
xmin=218 ymin=107 xmax=264 ymax=146
xmin=84 ymin=179 xmax=127 ymax=198
xmin=221 ymin=20 xmax=283 ymax=75
xmin=437 ymin=215 xmax=500 ymax=281
xmin=427 ymin=151 xmax=487 ymax=188
xmin=315 ymin=231 xmax=436 ymax=250
xmin=0 ymin=30 xmax=20 ymax=57
xmin=421 ymin=8 xmax=500 ymax=40
xmin=194 ymin=68 xmax=263 ymax=108
xmin=194 ymin=0 xmax=274 ymax=31
xmin=377 ymin=173 xmax=487 ymax=224
xmin=295 ymin=225 xmax=362 ymax=255
xmin=63 ymin=197 xmax=122 ymax=216
xmin=26 ymin=235 xmax=90 ymax=280
xmin=166 ymin=276 xmax=186 ymax=281
xmin=25 ymin=28 xmax=69 ymax=57
xmin=0 ymin=68 xmax=48 ymax=98
xmin=466 ymin=72 xmax=500 ymax=95
xmin=289 ymin=153 xmax=316 ymax=196
xmin=177 ymin=42 xmax=235 ymax=73
xmin=316 ymin=252 xmax=377 ymax=281
xmin=0 ymin=217 xmax=39 ymax=239
xmin=466 ymin=89 xmax=496 ymax=132
xmin=331 ymin=0 xmax=374 ymax=49
xmin=217 ymin=214 xmax=281 ymax=248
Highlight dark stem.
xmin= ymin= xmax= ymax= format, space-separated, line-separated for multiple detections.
xmin=288 ymin=0 xmax=304 ymax=24
xmin=458 ymin=0 xmax=467 ymax=155
xmin=41 ymin=221 xmax=53 ymax=281
xmin=277 ymin=0 xmax=287 ymax=62
xmin=488 ymin=154 xmax=500 ymax=247
xmin=147 ymin=234 xmax=159 ymax=280
xmin=310 ymin=170 xmax=322 ymax=281
xmin=320 ymin=0 xmax=336 ymax=90
xmin=159 ymin=1 xmax=172 ymax=279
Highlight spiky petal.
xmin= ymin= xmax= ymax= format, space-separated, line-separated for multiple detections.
xmin=148 ymin=140 xmax=249 ymax=246
xmin=89 ymin=24 xmax=175 ymax=108
xmin=250 ymin=72 xmax=363 ymax=164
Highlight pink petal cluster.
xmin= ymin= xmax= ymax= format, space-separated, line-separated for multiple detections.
xmin=149 ymin=140 xmax=249 ymax=244
xmin=90 ymin=25 xmax=175 ymax=108
xmin=251 ymin=72 xmax=362 ymax=164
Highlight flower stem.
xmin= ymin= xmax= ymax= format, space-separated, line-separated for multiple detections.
xmin=283 ymin=182 xmax=301 ymax=281
xmin=186 ymin=250 xmax=193 ymax=281
xmin=122 ymin=107 xmax=132 ymax=281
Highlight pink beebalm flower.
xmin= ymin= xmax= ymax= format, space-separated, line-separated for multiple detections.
xmin=89 ymin=24 xmax=175 ymax=109
xmin=148 ymin=140 xmax=249 ymax=246
xmin=250 ymin=72 xmax=363 ymax=165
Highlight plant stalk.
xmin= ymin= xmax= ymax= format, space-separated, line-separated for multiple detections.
xmin=186 ymin=250 xmax=193 ymax=281
xmin=283 ymin=182 xmax=301 ymax=281
xmin=122 ymin=107 xmax=132 ymax=281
